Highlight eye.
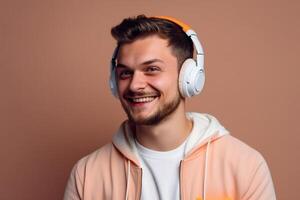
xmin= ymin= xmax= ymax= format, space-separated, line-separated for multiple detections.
xmin=118 ymin=69 xmax=133 ymax=80
xmin=145 ymin=66 xmax=160 ymax=74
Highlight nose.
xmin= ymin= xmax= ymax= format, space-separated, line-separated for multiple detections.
xmin=129 ymin=71 xmax=147 ymax=92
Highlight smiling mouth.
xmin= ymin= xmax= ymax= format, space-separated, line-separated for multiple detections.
xmin=125 ymin=95 xmax=159 ymax=104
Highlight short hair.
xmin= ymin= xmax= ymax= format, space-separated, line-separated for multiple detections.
xmin=111 ymin=15 xmax=194 ymax=67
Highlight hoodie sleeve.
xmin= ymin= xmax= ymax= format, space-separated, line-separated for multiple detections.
xmin=63 ymin=161 xmax=85 ymax=200
xmin=241 ymin=159 xmax=276 ymax=200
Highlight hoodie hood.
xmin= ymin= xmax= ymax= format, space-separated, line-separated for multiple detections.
xmin=112 ymin=112 xmax=229 ymax=166
xmin=183 ymin=112 xmax=229 ymax=156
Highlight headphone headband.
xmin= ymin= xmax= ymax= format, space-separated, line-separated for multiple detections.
xmin=154 ymin=16 xmax=191 ymax=32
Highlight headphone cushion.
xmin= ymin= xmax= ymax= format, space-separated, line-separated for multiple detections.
xmin=179 ymin=58 xmax=205 ymax=97
xmin=109 ymin=67 xmax=119 ymax=98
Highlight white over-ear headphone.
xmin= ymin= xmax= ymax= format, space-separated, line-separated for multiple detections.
xmin=109 ymin=16 xmax=205 ymax=98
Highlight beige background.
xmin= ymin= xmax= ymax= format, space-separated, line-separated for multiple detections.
xmin=1 ymin=0 xmax=299 ymax=199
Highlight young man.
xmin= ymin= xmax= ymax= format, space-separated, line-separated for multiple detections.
xmin=64 ymin=15 xmax=276 ymax=200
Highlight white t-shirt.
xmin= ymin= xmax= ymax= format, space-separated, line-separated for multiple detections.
xmin=134 ymin=113 xmax=223 ymax=200
xmin=136 ymin=139 xmax=187 ymax=200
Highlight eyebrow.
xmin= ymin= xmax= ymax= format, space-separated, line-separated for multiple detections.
xmin=116 ymin=59 xmax=164 ymax=68
xmin=142 ymin=59 xmax=164 ymax=65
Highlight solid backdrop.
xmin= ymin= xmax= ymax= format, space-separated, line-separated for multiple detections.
xmin=0 ymin=0 xmax=299 ymax=199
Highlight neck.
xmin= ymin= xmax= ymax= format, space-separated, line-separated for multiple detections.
xmin=133 ymin=102 xmax=193 ymax=151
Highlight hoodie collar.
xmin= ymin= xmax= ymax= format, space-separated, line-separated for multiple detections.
xmin=183 ymin=113 xmax=229 ymax=156
xmin=112 ymin=113 xmax=229 ymax=166
xmin=112 ymin=121 xmax=141 ymax=166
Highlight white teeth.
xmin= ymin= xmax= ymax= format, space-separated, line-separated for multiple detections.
xmin=131 ymin=97 xmax=155 ymax=103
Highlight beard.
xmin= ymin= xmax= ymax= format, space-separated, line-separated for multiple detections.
xmin=121 ymin=90 xmax=182 ymax=126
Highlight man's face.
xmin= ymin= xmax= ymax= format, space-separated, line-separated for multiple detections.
xmin=115 ymin=35 xmax=183 ymax=125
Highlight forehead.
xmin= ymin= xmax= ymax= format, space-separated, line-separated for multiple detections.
xmin=117 ymin=35 xmax=176 ymax=67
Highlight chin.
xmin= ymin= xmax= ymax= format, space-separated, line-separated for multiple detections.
xmin=127 ymin=112 xmax=158 ymax=125
xmin=128 ymin=107 xmax=176 ymax=126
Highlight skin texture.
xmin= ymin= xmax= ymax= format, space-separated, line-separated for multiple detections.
xmin=116 ymin=35 xmax=192 ymax=151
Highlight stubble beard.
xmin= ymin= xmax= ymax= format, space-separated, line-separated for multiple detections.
xmin=121 ymin=91 xmax=182 ymax=126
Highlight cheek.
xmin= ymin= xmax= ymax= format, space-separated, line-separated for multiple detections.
xmin=151 ymin=74 xmax=179 ymax=94
xmin=117 ymin=80 xmax=128 ymax=94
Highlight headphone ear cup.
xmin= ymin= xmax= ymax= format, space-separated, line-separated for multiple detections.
xmin=109 ymin=66 xmax=119 ymax=98
xmin=179 ymin=58 xmax=205 ymax=97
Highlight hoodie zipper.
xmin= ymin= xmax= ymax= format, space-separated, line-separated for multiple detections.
xmin=137 ymin=167 xmax=142 ymax=200
xmin=179 ymin=160 xmax=184 ymax=200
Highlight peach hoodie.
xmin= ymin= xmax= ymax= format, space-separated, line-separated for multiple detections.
xmin=64 ymin=113 xmax=276 ymax=200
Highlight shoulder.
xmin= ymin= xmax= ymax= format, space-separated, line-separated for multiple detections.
xmin=215 ymin=135 xmax=265 ymax=165
xmin=64 ymin=142 xmax=129 ymax=199
xmin=212 ymin=135 xmax=269 ymax=184
xmin=72 ymin=142 xmax=123 ymax=176
xmin=213 ymin=135 xmax=275 ymax=197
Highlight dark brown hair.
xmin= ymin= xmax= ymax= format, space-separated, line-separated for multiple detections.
xmin=111 ymin=15 xmax=194 ymax=67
